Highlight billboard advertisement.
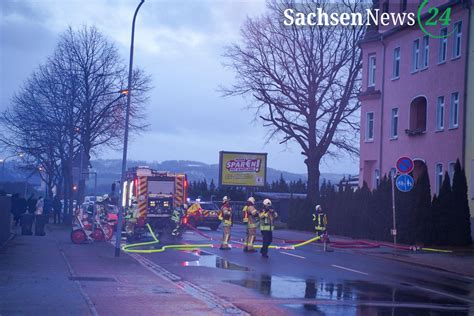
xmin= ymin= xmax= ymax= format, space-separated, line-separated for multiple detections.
xmin=219 ymin=151 xmax=267 ymax=187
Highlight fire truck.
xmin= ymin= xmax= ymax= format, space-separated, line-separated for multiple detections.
xmin=122 ymin=166 xmax=188 ymax=241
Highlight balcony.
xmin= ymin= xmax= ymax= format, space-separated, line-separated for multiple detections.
xmin=405 ymin=128 xmax=425 ymax=136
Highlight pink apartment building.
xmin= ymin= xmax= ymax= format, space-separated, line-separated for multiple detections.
xmin=359 ymin=0 xmax=474 ymax=216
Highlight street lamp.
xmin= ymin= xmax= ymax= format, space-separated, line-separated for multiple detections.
xmin=115 ymin=0 xmax=145 ymax=257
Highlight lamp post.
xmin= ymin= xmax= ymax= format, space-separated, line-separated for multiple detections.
xmin=115 ymin=0 xmax=145 ymax=257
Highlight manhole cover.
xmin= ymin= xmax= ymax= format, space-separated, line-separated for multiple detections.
xmin=69 ymin=276 xmax=117 ymax=282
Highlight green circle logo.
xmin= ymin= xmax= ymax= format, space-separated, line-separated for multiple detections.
xmin=418 ymin=0 xmax=454 ymax=38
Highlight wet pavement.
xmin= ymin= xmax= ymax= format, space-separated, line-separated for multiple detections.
xmin=134 ymin=224 xmax=474 ymax=315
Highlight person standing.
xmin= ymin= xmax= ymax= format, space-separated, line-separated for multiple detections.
xmin=43 ymin=197 xmax=52 ymax=224
xmin=10 ymin=193 xmax=21 ymax=226
xmin=313 ymin=205 xmax=327 ymax=240
xmin=53 ymin=195 xmax=62 ymax=224
xmin=27 ymin=195 xmax=36 ymax=214
xmin=218 ymin=196 xmax=232 ymax=250
xmin=34 ymin=196 xmax=45 ymax=236
xmin=259 ymin=199 xmax=278 ymax=258
xmin=243 ymin=197 xmax=258 ymax=252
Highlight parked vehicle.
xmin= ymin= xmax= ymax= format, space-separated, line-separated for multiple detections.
xmin=185 ymin=201 xmax=221 ymax=231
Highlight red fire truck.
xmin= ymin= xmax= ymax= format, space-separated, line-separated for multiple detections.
xmin=122 ymin=166 xmax=188 ymax=241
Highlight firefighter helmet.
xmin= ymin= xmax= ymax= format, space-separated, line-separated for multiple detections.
xmin=263 ymin=199 xmax=272 ymax=206
xmin=315 ymin=205 xmax=322 ymax=211
xmin=247 ymin=197 xmax=255 ymax=204
xmin=222 ymin=196 xmax=230 ymax=202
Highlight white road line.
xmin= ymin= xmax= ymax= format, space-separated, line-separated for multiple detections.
xmin=280 ymin=251 xmax=306 ymax=259
xmin=414 ymin=286 xmax=474 ymax=304
xmin=331 ymin=264 xmax=369 ymax=276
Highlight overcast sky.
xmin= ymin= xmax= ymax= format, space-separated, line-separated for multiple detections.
xmin=0 ymin=0 xmax=359 ymax=175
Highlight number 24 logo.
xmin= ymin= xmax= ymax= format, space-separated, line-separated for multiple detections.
xmin=425 ymin=6 xmax=451 ymax=26
xmin=418 ymin=0 xmax=453 ymax=38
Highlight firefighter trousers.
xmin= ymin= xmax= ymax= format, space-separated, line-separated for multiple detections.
xmin=245 ymin=227 xmax=257 ymax=251
xmin=220 ymin=225 xmax=231 ymax=249
xmin=260 ymin=230 xmax=273 ymax=256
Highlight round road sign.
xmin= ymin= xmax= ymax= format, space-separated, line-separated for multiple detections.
xmin=396 ymin=156 xmax=414 ymax=174
xmin=396 ymin=174 xmax=414 ymax=192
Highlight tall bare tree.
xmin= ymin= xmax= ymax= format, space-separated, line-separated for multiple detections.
xmin=223 ymin=0 xmax=364 ymax=202
xmin=0 ymin=26 xmax=150 ymax=218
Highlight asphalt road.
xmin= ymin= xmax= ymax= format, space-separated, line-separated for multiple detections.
xmin=127 ymin=224 xmax=474 ymax=315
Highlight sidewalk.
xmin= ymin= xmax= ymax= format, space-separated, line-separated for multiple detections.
xmin=272 ymin=227 xmax=474 ymax=278
xmin=0 ymin=224 xmax=220 ymax=315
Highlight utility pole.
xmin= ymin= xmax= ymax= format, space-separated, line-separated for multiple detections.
xmin=115 ymin=0 xmax=145 ymax=257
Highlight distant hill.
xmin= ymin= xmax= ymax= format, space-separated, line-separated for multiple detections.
xmin=90 ymin=159 xmax=345 ymax=191
xmin=0 ymin=159 xmax=347 ymax=195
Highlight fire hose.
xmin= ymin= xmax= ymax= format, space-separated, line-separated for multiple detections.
xmin=122 ymin=223 xmax=321 ymax=253
xmin=122 ymin=223 xmax=452 ymax=254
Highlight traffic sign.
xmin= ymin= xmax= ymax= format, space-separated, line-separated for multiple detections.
xmin=390 ymin=229 xmax=397 ymax=236
xmin=396 ymin=156 xmax=414 ymax=174
xmin=396 ymin=174 xmax=414 ymax=192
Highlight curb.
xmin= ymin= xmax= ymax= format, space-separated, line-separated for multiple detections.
xmin=0 ymin=232 xmax=15 ymax=249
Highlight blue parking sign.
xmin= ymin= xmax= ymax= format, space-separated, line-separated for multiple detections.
xmin=396 ymin=174 xmax=414 ymax=192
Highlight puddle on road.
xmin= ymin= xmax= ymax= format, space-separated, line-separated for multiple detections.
xmin=181 ymin=251 xmax=250 ymax=271
xmin=284 ymin=304 xmax=469 ymax=315
xmin=227 ymin=276 xmax=471 ymax=313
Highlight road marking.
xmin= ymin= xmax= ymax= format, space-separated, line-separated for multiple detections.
xmin=414 ymin=286 xmax=474 ymax=304
xmin=280 ymin=251 xmax=306 ymax=259
xmin=331 ymin=264 xmax=369 ymax=276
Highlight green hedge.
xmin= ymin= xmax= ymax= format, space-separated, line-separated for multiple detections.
xmin=288 ymin=160 xmax=472 ymax=246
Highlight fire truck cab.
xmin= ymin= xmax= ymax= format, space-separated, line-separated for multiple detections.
xmin=123 ymin=166 xmax=188 ymax=240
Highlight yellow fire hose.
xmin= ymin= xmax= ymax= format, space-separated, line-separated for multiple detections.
xmin=122 ymin=224 xmax=451 ymax=254
xmin=122 ymin=224 xmax=322 ymax=253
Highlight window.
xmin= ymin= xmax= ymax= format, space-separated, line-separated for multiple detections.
xmin=448 ymin=162 xmax=456 ymax=185
xmin=422 ymin=36 xmax=429 ymax=68
xmin=401 ymin=0 xmax=407 ymax=11
xmin=392 ymin=47 xmax=400 ymax=79
xmin=436 ymin=163 xmax=443 ymax=194
xmin=453 ymin=21 xmax=462 ymax=58
xmin=374 ymin=169 xmax=380 ymax=188
xmin=366 ymin=112 xmax=374 ymax=141
xmin=436 ymin=96 xmax=444 ymax=130
xmin=450 ymin=92 xmax=459 ymax=128
xmin=439 ymin=28 xmax=448 ymax=63
xmin=368 ymin=55 xmax=376 ymax=87
xmin=408 ymin=96 xmax=427 ymax=134
xmin=391 ymin=108 xmax=399 ymax=138
xmin=412 ymin=39 xmax=420 ymax=72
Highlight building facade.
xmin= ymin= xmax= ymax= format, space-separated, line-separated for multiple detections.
xmin=359 ymin=0 xmax=474 ymax=215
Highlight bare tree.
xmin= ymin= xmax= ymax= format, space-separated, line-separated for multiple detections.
xmin=223 ymin=0 xmax=365 ymax=202
xmin=0 ymin=25 xmax=151 ymax=218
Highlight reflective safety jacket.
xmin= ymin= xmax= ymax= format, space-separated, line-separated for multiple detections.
xmin=242 ymin=205 xmax=249 ymax=224
xmin=259 ymin=207 xmax=278 ymax=231
xmin=218 ymin=203 xmax=232 ymax=226
xmin=313 ymin=212 xmax=327 ymax=231
xmin=246 ymin=205 xmax=259 ymax=229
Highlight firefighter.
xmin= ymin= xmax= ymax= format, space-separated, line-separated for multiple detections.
xmin=219 ymin=196 xmax=232 ymax=250
xmin=259 ymin=199 xmax=278 ymax=258
xmin=243 ymin=197 xmax=258 ymax=252
xmin=171 ymin=204 xmax=187 ymax=237
xmin=313 ymin=205 xmax=327 ymax=240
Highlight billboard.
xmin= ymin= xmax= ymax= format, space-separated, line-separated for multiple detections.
xmin=219 ymin=151 xmax=267 ymax=187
